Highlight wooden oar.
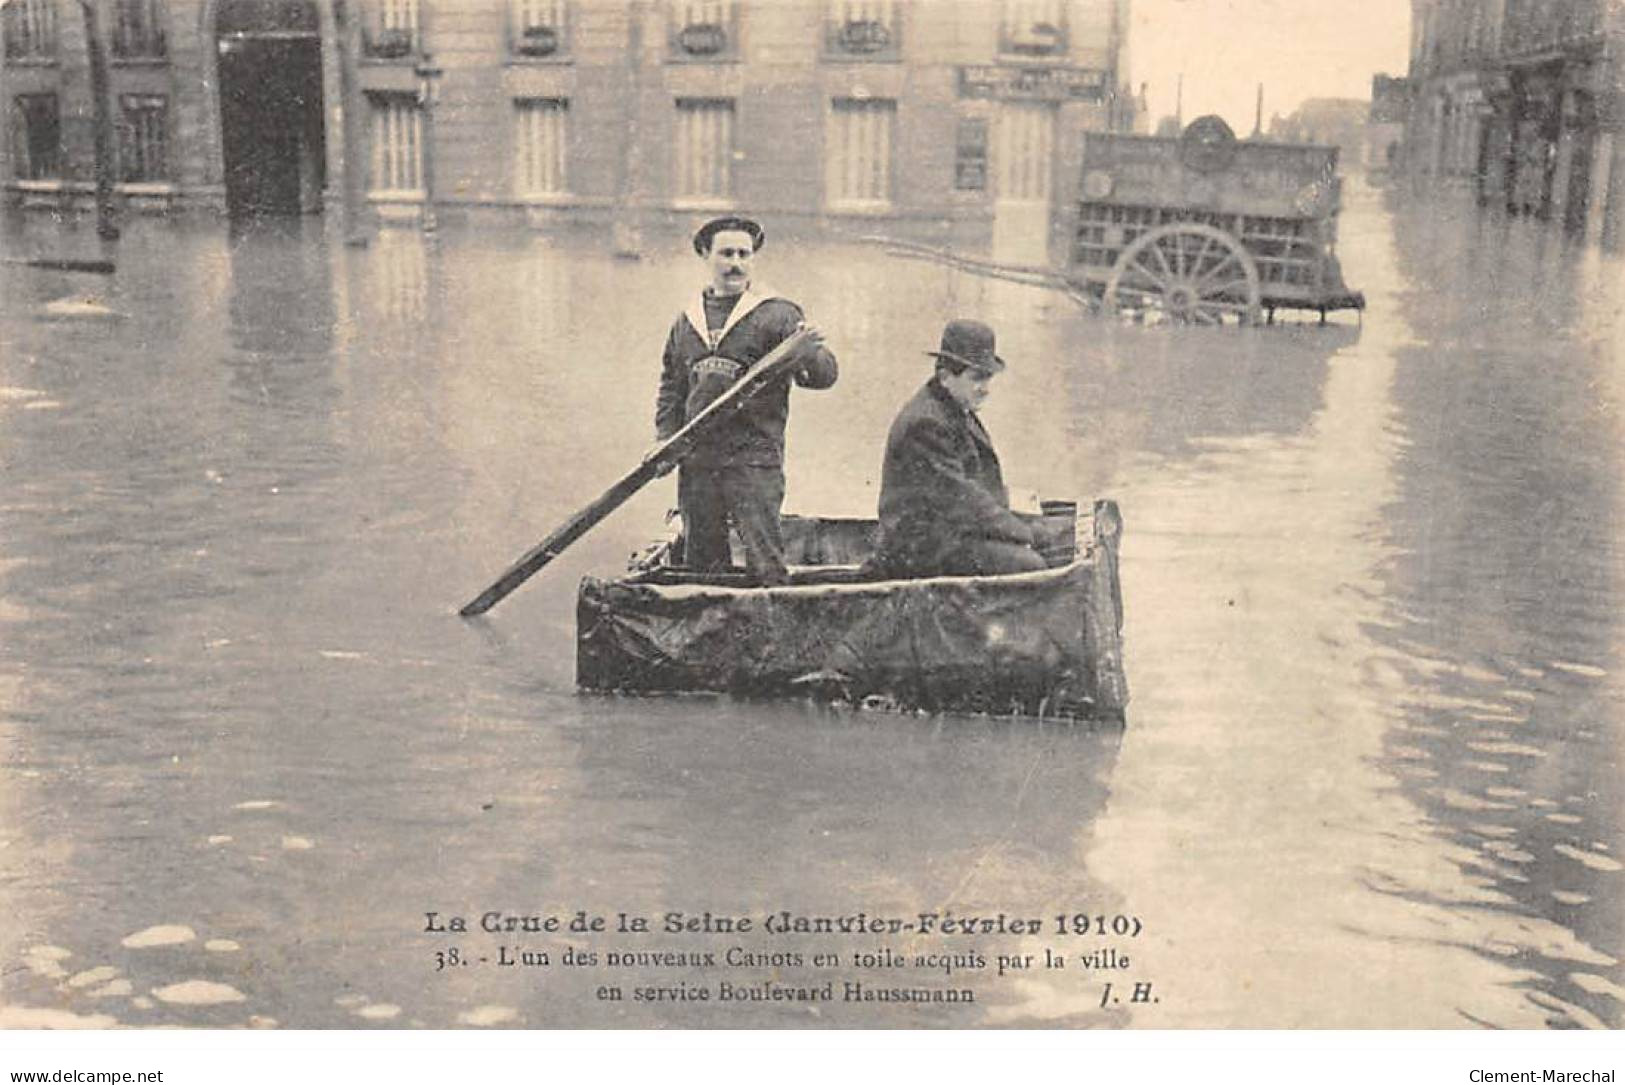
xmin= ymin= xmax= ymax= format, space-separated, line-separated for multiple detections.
xmin=3 ymin=256 xmax=116 ymax=274
xmin=459 ymin=326 xmax=815 ymax=618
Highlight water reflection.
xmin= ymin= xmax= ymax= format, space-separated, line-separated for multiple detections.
xmin=0 ymin=197 xmax=1619 ymax=1028
xmin=1368 ymin=199 xmax=1625 ymax=1028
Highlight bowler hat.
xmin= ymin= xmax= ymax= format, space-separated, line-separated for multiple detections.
xmin=926 ymin=319 xmax=1006 ymax=375
xmin=693 ymin=215 xmax=765 ymax=255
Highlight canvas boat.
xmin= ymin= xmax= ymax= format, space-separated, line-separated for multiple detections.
xmin=576 ymin=499 xmax=1127 ymax=721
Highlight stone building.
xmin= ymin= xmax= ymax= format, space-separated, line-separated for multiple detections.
xmin=1 ymin=0 xmax=1137 ymax=256
xmin=1405 ymin=0 xmax=1625 ymax=246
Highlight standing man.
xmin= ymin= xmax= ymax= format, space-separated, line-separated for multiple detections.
xmin=873 ymin=319 xmax=1047 ymax=578
xmin=654 ymin=215 xmax=838 ymax=584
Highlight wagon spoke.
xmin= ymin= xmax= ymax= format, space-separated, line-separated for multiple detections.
xmin=1197 ymin=252 xmax=1240 ymax=287
xmin=1148 ymin=240 xmax=1174 ymax=279
xmin=1122 ymin=263 xmax=1164 ymax=291
xmin=1190 ymin=235 xmax=1215 ymax=277
xmin=1131 ymin=254 xmax=1170 ymax=289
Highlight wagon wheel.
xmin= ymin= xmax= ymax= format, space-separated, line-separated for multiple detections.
xmin=1105 ymin=223 xmax=1262 ymax=326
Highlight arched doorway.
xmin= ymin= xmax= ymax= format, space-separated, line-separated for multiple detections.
xmin=215 ymin=0 xmax=327 ymax=216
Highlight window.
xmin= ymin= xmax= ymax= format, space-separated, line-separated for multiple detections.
xmin=954 ymin=117 xmax=988 ymax=191
xmin=1000 ymin=0 xmax=1066 ymax=57
xmin=113 ymin=0 xmax=166 ymax=59
xmin=510 ymin=0 xmax=567 ymax=57
xmin=515 ymin=98 xmax=568 ymax=197
xmin=673 ymin=98 xmax=733 ymax=203
xmin=10 ymin=94 xmax=61 ymax=179
xmin=824 ymin=0 xmax=899 ymax=58
xmin=826 ymin=98 xmax=894 ymax=208
xmin=369 ymin=93 xmax=423 ymax=196
xmin=118 ymin=94 xmax=168 ymax=181
xmin=363 ymin=0 xmax=418 ymax=59
xmin=669 ymin=0 xmax=737 ymax=60
xmin=3 ymin=0 xmax=58 ymax=59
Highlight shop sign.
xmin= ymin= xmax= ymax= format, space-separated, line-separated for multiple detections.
xmin=958 ymin=65 xmax=1106 ymax=102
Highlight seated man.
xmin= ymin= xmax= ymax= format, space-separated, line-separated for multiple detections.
xmin=873 ymin=319 xmax=1048 ymax=578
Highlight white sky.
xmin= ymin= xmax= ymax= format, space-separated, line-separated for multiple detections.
xmin=1128 ymin=0 xmax=1414 ymax=131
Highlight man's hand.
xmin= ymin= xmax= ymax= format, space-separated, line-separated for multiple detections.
xmin=642 ymin=441 xmax=677 ymax=477
xmin=794 ymin=321 xmax=828 ymax=380
xmin=796 ymin=321 xmax=826 ymax=353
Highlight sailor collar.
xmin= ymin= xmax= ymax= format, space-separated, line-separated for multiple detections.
xmin=682 ymin=284 xmax=782 ymax=353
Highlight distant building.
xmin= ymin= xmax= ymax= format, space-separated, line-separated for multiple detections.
xmin=1 ymin=0 xmax=1140 ymax=257
xmin=1270 ymin=97 xmax=1368 ymax=164
xmin=1405 ymin=0 xmax=1625 ymax=246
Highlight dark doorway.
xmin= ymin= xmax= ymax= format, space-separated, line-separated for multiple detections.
xmin=216 ymin=0 xmax=325 ymax=217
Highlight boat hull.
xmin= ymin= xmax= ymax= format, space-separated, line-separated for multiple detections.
xmin=575 ymin=501 xmax=1127 ymax=721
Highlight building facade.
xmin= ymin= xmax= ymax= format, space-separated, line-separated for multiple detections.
xmin=2 ymin=0 xmax=1137 ymax=253
xmin=1405 ymin=0 xmax=1625 ymax=246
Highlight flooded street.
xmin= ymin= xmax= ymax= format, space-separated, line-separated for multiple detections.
xmin=0 ymin=185 xmax=1619 ymax=1029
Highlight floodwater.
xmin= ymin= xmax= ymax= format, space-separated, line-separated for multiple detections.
xmin=0 ymin=185 xmax=1619 ymax=1029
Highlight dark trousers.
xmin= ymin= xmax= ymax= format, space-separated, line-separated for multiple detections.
xmin=678 ymin=464 xmax=787 ymax=583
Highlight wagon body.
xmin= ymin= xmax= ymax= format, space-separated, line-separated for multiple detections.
xmin=1070 ymin=118 xmax=1364 ymax=321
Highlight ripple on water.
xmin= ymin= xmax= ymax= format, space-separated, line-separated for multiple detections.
xmin=66 ymin=966 xmax=118 ymax=988
xmin=0 ymin=1005 xmax=119 ymax=1028
xmin=1467 ymin=741 xmax=1545 ymax=758
xmin=1435 ymin=789 xmax=1514 ymax=811
xmin=1554 ymin=844 xmax=1624 ymax=873
xmin=1526 ymin=989 xmax=1610 ymax=1030
xmin=1548 ymin=661 xmax=1607 ymax=679
xmin=457 ymin=1005 xmax=518 ymax=1027
xmin=1569 ymin=973 xmax=1625 ymax=1004
xmin=151 ymin=980 xmax=246 ymax=1005
xmin=23 ymin=946 xmax=71 ymax=979
xmin=121 ymin=924 xmax=196 ymax=948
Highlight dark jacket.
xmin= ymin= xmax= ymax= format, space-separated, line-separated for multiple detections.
xmin=655 ymin=289 xmax=838 ymax=470
xmin=875 ymin=377 xmax=1033 ymax=573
